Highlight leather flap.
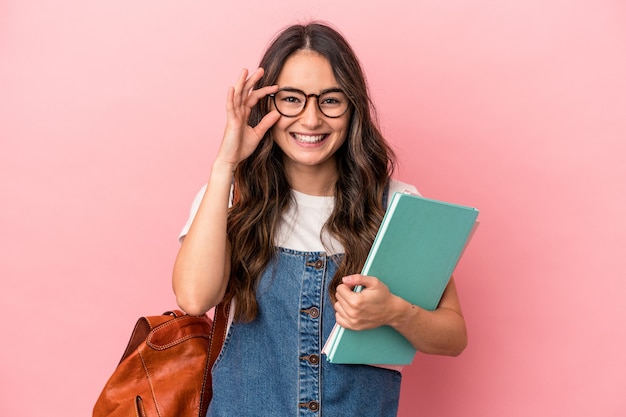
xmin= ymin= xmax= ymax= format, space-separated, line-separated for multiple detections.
xmin=146 ymin=314 xmax=212 ymax=350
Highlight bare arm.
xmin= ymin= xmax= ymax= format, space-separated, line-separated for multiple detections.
xmin=334 ymin=275 xmax=467 ymax=356
xmin=172 ymin=68 xmax=280 ymax=316
xmin=172 ymin=163 xmax=235 ymax=316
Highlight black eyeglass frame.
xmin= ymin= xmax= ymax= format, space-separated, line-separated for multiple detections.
xmin=269 ymin=87 xmax=351 ymax=119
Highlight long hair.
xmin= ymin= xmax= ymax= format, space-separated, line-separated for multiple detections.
xmin=226 ymin=22 xmax=396 ymax=322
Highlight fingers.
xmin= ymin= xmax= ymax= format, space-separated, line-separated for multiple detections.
xmin=221 ymin=68 xmax=280 ymax=163
xmin=334 ymin=275 xmax=392 ymax=324
xmin=227 ymin=68 xmax=278 ymax=119
xmin=232 ymin=68 xmax=273 ymax=107
xmin=252 ymin=110 xmax=281 ymax=138
xmin=231 ymin=70 xmax=247 ymax=108
xmin=234 ymin=67 xmax=261 ymax=94
xmin=335 ymin=280 xmax=364 ymax=310
xmin=225 ymin=86 xmax=236 ymax=113
xmin=342 ymin=274 xmax=376 ymax=289
xmin=334 ymin=297 xmax=369 ymax=331
xmin=334 ymin=284 xmax=391 ymax=331
xmin=231 ymin=68 xmax=251 ymax=108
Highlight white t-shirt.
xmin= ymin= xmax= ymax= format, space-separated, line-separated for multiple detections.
xmin=178 ymin=179 xmax=419 ymax=248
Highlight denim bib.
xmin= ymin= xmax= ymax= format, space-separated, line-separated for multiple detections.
xmin=208 ymin=248 xmax=402 ymax=416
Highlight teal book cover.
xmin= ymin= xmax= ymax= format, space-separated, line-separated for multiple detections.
xmin=322 ymin=192 xmax=479 ymax=365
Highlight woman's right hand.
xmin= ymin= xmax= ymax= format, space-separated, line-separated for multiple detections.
xmin=216 ymin=68 xmax=280 ymax=171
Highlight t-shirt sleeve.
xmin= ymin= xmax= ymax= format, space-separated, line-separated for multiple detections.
xmin=178 ymin=184 xmax=207 ymax=243
xmin=177 ymin=183 xmax=236 ymax=243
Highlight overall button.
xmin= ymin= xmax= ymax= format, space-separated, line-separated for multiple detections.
xmin=300 ymin=354 xmax=320 ymax=365
xmin=299 ymin=307 xmax=320 ymax=318
xmin=298 ymin=401 xmax=319 ymax=412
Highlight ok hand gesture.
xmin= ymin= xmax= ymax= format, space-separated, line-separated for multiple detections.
xmin=216 ymin=68 xmax=280 ymax=171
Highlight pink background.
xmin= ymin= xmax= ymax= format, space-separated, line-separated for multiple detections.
xmin=2 ymin=1 xmax=625 ymax=416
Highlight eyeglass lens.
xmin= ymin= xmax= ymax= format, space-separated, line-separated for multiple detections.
xmin=273 ymin=89 xmax=348 ymax=118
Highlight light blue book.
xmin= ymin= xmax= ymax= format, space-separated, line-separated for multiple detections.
xmin=322 ymin=192 xmax=479 ymax=365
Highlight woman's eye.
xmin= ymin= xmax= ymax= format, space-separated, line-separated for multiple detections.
xmin=321 ymin=97 xmax=341 ymax=105
xmin=282 ymin=96 xmax=302 ymax=104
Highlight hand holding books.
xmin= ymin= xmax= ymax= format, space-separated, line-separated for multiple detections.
xmin=322 ymin=192 xmax=479 ymax=365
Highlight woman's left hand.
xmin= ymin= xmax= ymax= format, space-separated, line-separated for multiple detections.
xmin=333 ymin=274 xmax=400 ymax=331
xmin=335 ymin=275 xmax=468 ymax=356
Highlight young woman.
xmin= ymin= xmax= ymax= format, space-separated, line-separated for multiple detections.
xmin=173 ymin=22 xmax=467 ymax=416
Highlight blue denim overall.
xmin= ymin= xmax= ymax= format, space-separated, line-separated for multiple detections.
xmin=208 ymin=249 xmax=402 ymax=416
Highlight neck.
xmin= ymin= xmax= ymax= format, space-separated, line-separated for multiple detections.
xmin=285 ymin=161 xmax=338 ymax=196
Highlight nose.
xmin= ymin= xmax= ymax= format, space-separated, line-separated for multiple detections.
xmin=299 ymin=97 xmax=323 ymax=127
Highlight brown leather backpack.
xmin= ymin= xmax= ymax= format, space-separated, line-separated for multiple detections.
xmin=93 ymin=303 xmax=229 ymax=417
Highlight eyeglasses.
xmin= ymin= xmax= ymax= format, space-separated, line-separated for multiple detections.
xmin=269 ymin=88 xmax=350 ymax=118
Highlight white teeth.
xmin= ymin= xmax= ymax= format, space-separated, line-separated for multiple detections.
xmin=293 ymin=133 xmax=326 ymax=143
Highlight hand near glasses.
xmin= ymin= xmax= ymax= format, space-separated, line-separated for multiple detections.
xmin=216 ymin=68 xmax=280 ymax=171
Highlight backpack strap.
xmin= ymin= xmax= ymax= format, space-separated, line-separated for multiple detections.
xmin=198 ymin=301 xmax=230 ymax=415
xmin=208 ymin=302 xmax=230 ymax=366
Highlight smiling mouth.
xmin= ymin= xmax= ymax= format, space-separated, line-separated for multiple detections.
xmin=292 ymin=133 xmax=327 ymax=144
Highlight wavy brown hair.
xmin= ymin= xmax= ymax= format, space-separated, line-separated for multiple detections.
xmin=225 ymin=22 xmax=396 ymax=322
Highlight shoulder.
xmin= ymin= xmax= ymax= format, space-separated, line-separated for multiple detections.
xmin=177 ymin=182 xmax=235 ymax=242
xmin=188 ymin=182 xmax=236 ymax=210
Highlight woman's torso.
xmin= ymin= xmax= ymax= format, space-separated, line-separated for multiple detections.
xmin=181 ymin=180 xmax=417 ymax=416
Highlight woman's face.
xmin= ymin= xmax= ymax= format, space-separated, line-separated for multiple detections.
xmin=271 ymin=50 xmax=350 ymax=181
